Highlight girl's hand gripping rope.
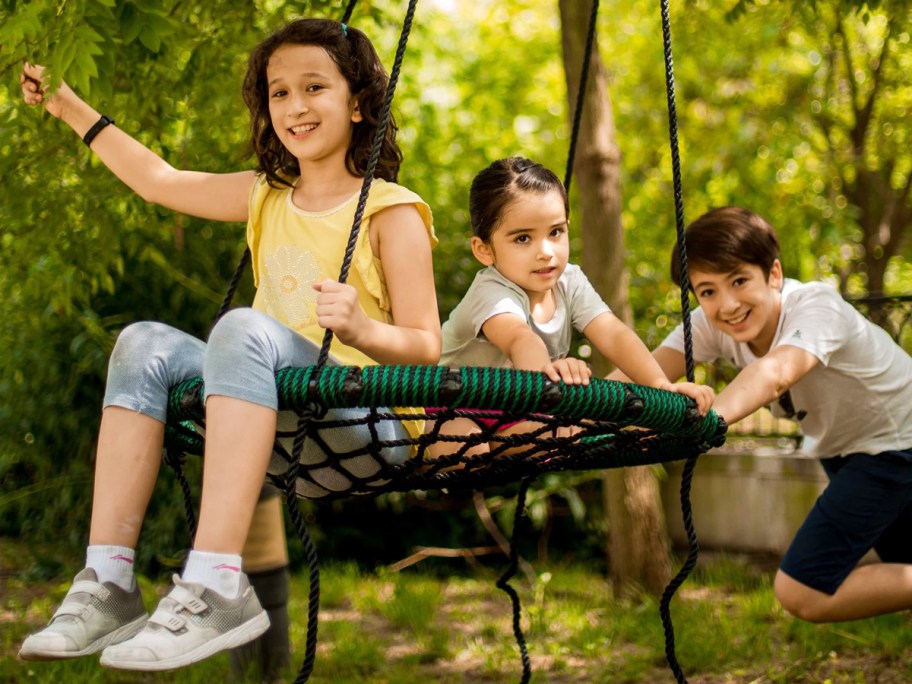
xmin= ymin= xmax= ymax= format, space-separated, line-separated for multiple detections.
xmin=658 ymin=381 xmax=715 ymax=417
xmin=312 ymin=279 xmax=370 ymax=348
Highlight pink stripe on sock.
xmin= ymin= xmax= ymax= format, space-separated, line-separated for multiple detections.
xmin=214 ymin=564 xmax=241 ymax=572
xmin=110 ymin=555 xmax=134 ymax=564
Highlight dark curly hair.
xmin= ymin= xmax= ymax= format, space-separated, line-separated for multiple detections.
xmin=469 ymin=157 xmax=569 ymax=242
xmin=242 ymin=18 xmax=402 ymax=187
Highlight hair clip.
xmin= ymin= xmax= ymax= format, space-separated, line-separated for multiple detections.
xmin=341 ymin=22 xmax=348 ymax=37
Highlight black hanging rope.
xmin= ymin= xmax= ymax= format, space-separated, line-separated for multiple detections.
xmin=657 ymin=1 xmax=699 ymax=682
xmin=283 ymin=1 xmax=420 ymax=681
xmin=311 ymin=0 xmax=418 ymax=370
xmin=163 ymin=445 xmax=198 ymax=540
xmin=213 ymin=247 xmax=251 ymax=324
xmin=495 ymin=477 xmax=534 ymax=684
xmin=564 ymin=0 xmax=600 ymax=192
xmin=285 ymin=482 xmax=322 ymax=684
xmin=341 ymin=0 xmax=358 ymax=25
xmin=658 ymin=0 xmax=694 ymax=384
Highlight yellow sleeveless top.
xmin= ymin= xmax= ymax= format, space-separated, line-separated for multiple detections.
xmin=247 ymin=175 xmax=436 ymax=442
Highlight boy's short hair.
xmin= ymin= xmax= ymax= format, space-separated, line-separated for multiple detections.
xmin=670 ymin=206 xmax=781 ymax=288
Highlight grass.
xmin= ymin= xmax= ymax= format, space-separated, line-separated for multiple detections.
xmin=3 ymin=541 xmax=912 ymax=683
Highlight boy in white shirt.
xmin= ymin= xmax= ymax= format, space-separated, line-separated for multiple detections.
xmin=653 ymin=206 xmax=912 ymax=623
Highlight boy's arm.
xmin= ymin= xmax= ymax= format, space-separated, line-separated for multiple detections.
xmin=22 ymin=63 xmax=254 ymax=222
xmin=608 ymin=344 xmax=818 ymax=423
xmin=712 ymin=345 xmax=819 ymax=424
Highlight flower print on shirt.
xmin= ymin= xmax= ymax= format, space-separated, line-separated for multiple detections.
xmin=260 ymin=245 xmax=322 ymax=332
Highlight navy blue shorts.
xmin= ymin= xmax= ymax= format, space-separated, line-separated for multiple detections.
xmin=779 ymin=448 xmax=912 ymax=595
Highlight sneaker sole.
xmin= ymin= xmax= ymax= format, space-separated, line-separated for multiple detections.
xmin=18 ymin=613 xmax=149 ymax=661
xmin=98 ymin=611 xmax=270 ymax=671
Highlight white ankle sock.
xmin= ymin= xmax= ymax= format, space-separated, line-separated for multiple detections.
xmin=182 ymin=550 xmax=244 ymax=598
xmin=86 ymin=545 xmax=136 ymax=591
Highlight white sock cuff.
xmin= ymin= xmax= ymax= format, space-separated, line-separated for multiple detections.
xmin=86 ymin=545 xmax=136 ymax=591
xmin=182 ymin=550 xmax=244 ymax=598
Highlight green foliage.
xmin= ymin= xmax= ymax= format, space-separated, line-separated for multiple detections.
xmin=606 ymin=0 xmax=912 ymax=342
xmin=396 ymin=0 xmax=569 ymax=316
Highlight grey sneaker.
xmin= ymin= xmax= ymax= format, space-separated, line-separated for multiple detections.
xmin=99 ymin=573 xmax=269 ymax=671
xmin=19 ymin=568 xmax=148 ymax=660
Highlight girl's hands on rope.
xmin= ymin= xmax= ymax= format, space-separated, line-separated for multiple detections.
xmin=657 ymin=381 xmax=715 ymax=416
xmin=542 ymin=357 xmax=592 ymax=385
xmin=20 ymin=63 xmax=72 ymax=119
xmin=312 ymin=279 xmax=370 ymax=348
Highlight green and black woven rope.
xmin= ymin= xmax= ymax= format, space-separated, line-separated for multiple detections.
xmin=166 ymin=366 xmax=725 ymax=504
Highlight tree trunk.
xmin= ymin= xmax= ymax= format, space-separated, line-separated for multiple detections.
xmin=559 ymin=0 xmax=671 ymax=596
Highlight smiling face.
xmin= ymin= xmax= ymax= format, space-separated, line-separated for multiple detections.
xmin=471 ymin=188 xmax=570 ymax=307
xmin=266 ymin=44 xmax=362 ymax=171
xmin=690 ymin=259 xmax=784 ymax=355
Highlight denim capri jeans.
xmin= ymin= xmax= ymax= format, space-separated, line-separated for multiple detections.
xmin=103 ymin=308 xmax=410 ymax=498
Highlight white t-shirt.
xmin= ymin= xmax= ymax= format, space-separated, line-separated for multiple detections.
xmin=660 ymin=278 xmax=912 ymax=458
xmin=441 ymin=263 xmax=611 ymax=368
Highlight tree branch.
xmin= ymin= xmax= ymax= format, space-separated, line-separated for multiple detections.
xmin=386 ymin=545 xmax=504 ymax=573
xmin=855 ymin=17 xmax=894 ymax=157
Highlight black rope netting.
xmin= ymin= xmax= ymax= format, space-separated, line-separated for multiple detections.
xmin=157 ymin=0 xmax=721 ymax=682
xmin=164 ymin=368 xmax=724 ymax=680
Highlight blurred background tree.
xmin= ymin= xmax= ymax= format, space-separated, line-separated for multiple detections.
xmin=1 ymin=0 xmax=910 ymax=584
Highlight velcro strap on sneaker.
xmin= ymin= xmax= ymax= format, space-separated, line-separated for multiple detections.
xmin=168 ymin=585 xmax=209 ymax=615
xmin=52 ymin=582 xmax=110 ymax=619
xmin=68 ymin=581 xmax=111 ymax=600
xmin=149 ymin=608 xmax=187 ymax=632
xmin=52 ymin=603 xmax=93 ymax=620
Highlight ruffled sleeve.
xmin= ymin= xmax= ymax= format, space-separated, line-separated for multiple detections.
xmin=351 ymin=180 xmax=436 ymax=313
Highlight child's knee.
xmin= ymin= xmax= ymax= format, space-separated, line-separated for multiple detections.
xmin=773 ymin=570 xmax=830 ymax=623
xmin=208 ymin=308 xmax=275 ymax=352
xmin=210 ymin=307 xmax=251 ymax=337
xmin=111 ymin=321 xmax=174 ymax=362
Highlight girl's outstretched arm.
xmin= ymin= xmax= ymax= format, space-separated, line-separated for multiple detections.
xmin=482 ymin=313 xmax=556 ymax=370
xmin=585 ymin=312 xmax=671 ymax=386
xmin=314 ymin=203 xmax=441 ymax=365
xmin=584 ymin=312 xmax=714 ymax=414
xmin=20 ymin=63 xmax=255 ymax=222
xmin=480 ymin=313 xmax=592 ymax=384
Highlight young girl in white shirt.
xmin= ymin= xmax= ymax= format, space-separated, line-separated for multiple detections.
xmin=428 ymin=157 xmax=713 ymax=457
